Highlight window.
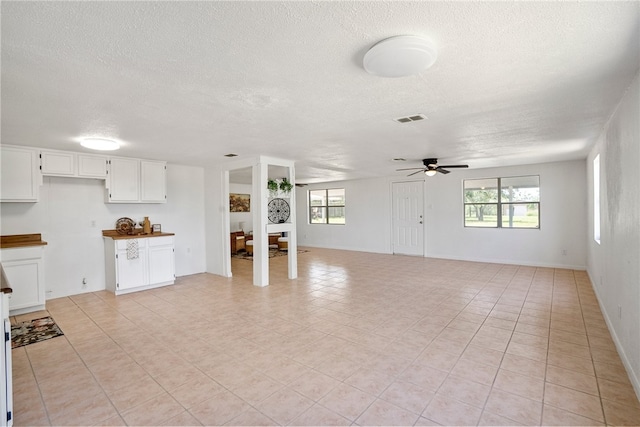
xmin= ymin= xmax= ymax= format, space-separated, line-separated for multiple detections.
xmin=464 ymin=175 xmax=540 ymax=228
xmin=593 ymin=155 xmax=601 ymax=244
xmin=309 ymin=188 xmax=345 ymax=224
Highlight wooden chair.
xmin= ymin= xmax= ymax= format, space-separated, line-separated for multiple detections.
xmin=230 ymin=231 xmax=245 ymax=254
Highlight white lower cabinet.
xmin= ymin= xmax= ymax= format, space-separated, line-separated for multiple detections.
xmin=0 ymin=289 xmax=12 ymax=426
xmin=148 ymin=239 xmax=175 ymax=285
xmin=104 ymin=235 xmax=174 ymax=295
xmin=0 ymin=247 xmax=46 ymax=315
xmin=116 ymin=241 xmax=148 ymax=291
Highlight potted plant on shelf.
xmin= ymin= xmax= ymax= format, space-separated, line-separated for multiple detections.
xmin=279 ymin=177 xmax=293 ymax=195
xmin=267 ymin=179 xmax=279 ymax=198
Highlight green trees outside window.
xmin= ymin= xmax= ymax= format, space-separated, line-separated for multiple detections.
xmin=309 ymin=188 xmax=345 ymax=224
xmin=464 ymin=176 xmax=540 ymax=228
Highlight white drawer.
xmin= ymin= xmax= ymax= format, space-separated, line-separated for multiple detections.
xmin=115 ymin=238 xmax=148 ymax=251
xmin=0 ymin=246 xmax=44 ymax=262
xmin=147 ymin=236 xmax=174 ymax=247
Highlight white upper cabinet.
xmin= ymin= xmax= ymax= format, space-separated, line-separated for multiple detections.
xmin=2 ymin=145 xmax=165 ymax=204
xmin=77 ymin=154 xmax=108 ymax=178
xmin=141 ymin=160 xmax=167 ymax=203
xmin=0 ymin=146 xmax=40 ymax=202
xmin=40 ymin=150 xmax=75 ymax=175
xmin=41 ymin=150 xmax=108 ymax=178
xmin=107 ymin=158 xmax=166 ymax=203
xmin=107 ymin=157 xmax=140 ymax=202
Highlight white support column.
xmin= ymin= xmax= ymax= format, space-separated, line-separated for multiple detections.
xmin=252 ymin=161 xmax=269 ymax=287
xmin=221 ymin=169 xmax=232 ymax=277
xmin=287 ymin=166 xmax=297 ymax=279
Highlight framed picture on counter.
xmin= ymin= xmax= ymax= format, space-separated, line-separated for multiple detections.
xmin=152 ymin=224 xmax=161 ymax=233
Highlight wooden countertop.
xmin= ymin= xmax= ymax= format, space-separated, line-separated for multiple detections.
xmin=0 ymin=264 xmax=13 ymax=294
xmin=0 ymin=234 xmax=48 ymax=249
xmin=102 ymin=230 xmax=175 ymax=240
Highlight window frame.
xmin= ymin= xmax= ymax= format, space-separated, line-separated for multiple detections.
xmin=308 ymin=188 xmax=345 ymax=225
xmin=463 ymin=175 xmax=540 ymax=229
xmin=593 ymin=155 xmax=601 ymax=244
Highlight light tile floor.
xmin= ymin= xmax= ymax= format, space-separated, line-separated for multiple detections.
xmin=11 ymin=248 xmax=640 ymax=426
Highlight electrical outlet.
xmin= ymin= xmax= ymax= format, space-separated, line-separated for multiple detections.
xmin=561 ymin=249 xmax=567 ymax=256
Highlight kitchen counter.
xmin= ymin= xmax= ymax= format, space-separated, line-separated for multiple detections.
xmin=0 ymin=234 xmax=48 ymax=249
xmin=0 ymin=264 xmax=12 ymax=294
xmin=1 ymin=236 xmax=46 ymax=314
xmin=103 ymin=231 xmax=176 ymax=295
xmin=102 ymin=230 xmax=175 ymax=240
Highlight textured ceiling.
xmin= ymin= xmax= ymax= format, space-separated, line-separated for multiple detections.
xmin=2 ymin=1 xmax=639 ymax=183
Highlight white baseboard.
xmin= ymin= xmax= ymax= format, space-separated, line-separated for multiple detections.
xmin=587 ymin=270 xmax=640 ymax=402
xmin=299 ymin=243 xmax=391 ymax=255
xmin=298 ymin=244 xmax=587 ymax=270
xmin=425 ymin=252 xmax=587 ymax=270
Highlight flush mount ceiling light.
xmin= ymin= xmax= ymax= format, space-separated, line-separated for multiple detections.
xmin=81 ymin=138 xmax=120 ymax=151
xmin=363 ymin=35 xmax=437 ymax=78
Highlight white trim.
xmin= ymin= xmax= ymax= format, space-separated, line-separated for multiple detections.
xmin=427 ymin=252 xmax=586 ymax=270
xmin=588 ymin=271 xmax=640 ymax=401
xmin=221 ymin=169 xmax=232 ymax=278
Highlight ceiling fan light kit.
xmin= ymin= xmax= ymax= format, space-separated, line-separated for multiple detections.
xmin=363 ymin=35 xmax=438 ymax=78
xmin=396 ymin=158 xmax=469 ymax=177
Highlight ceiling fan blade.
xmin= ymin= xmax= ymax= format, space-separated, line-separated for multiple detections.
xmin=407 ymin=170 xmax=424 ymax=177
xmin=436 ymin=167 xmax=451 ymax=174
xmin=438 ymin=164 xmax=469 ymax=169
xmin=396 ymin=167 xmax=426 ymax=171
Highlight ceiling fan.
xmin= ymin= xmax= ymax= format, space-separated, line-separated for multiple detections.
xmin=397 ymin=158 xmax=469 ymax=176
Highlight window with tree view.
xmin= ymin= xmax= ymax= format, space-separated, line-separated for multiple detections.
xmin=464 ymin=176 xmax=540 ymax=228
xmin=309 ymin=189 xmax=345 ymax=224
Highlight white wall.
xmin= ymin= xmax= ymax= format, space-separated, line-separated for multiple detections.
xmin=0 ymin=163 xmax=206 ymax=299
xmin=296 ymin=177 xmax=393 ymax=254
xmin=425 ymin=160 xmax=587 ymax=269
xmin=229 ymin=183 xmax=253 ymax=233
xmin=297 ymin=160 xmax=587 ymax=269
xmin=587 ymin=72 xmax=640 ymax=396
xmin=204 ymin=166 xmax=225 ymax=276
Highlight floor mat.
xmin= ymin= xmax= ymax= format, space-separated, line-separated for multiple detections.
xmin=11 ymin=316 xmax=64 ymax=349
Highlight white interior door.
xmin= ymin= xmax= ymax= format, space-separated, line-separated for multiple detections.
xmin=392 ymin=181 xmax=424 ymax=256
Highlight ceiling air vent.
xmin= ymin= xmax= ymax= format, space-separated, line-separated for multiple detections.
xmin=394 ymin=114 xmax=427 ymax=124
